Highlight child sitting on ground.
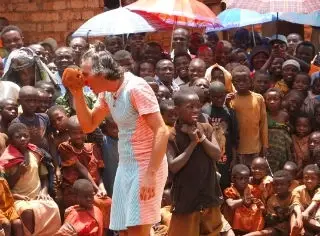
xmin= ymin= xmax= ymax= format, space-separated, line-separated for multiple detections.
xmin=283 ymin=161 xmax=301 ymax=191
xmin=55 ymin=179 xmax=104 ymax=236
xmin=291 ymin=165 xmax=320 ymax=235
xmin=58 ymin=116 xmax=112 ymax=231
xmin=0 ymin=177 xmax=23 ymax=236
xmin=230 ymin=65 xmax=268 ymax=166
xmin=250 ymin=157 xmax=273 ymax=204
xmin=223 ymin=164 xmax=265 ymax=234
xmin=248 ymin=170 xmax=294 ymax=236
xmin=292 ymin=114 xmax=313 ymax=178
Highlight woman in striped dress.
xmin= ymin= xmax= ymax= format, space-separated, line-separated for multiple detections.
xmin=62 ymin=47 xmax=169 ymax=236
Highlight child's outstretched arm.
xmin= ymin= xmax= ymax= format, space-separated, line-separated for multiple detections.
xmin=75 ymin=160 xmax=99 ymax=191
xmin=225 ymin=198 xmax=244 ymax=210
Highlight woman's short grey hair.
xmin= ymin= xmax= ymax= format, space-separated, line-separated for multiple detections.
xmin=82 ymin=47 xmax=123 ymax=80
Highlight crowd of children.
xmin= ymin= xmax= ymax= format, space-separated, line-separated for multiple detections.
xmin=1 ymin=16 xmax=320 ymax=235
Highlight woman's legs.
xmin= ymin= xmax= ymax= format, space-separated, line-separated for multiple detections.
xmin=20 ymin=209 xmax=35 ymax=234
xmin=119 ymin=225 xmax=152 ymax=236
xmin=11 ymin=219 xmax=23 ymax=236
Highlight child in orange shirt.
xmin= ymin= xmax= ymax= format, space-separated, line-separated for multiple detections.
xmin=291 ymin=165 xmax=320 ymax=235
xmin=223 ymin=164 xmax=265 ymax=234
xmin=55 ymin=179 xmax=104 ymax=236
xmin=292 ymin=114 xmax=312 ymax=178
xmin=250 ymin=157 xmax=273 ymax=204
xmin=230 ymin=65 xmax=268 ymax=166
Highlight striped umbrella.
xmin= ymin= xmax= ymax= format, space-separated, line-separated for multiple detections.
xmin=126 ymin=0 xmax=221 ymax=28
xmin=224 ymin=0 xmax=320 ymax=13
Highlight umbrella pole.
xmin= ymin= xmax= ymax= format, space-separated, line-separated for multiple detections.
xmin=251 ymin=25 xmax=256 ymax=47
xmin=170 ymin=24 xmax=175 ymax=54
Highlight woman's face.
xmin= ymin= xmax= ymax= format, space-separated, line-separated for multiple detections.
xmin=81 ymin=58 xmax=121 ymax=93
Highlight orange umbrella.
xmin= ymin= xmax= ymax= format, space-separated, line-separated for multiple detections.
xmin=126 ymin=0 xmax=221 ymax=28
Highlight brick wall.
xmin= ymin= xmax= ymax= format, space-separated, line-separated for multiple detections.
xmin=0 ymin=0 xmax=104 ymax=46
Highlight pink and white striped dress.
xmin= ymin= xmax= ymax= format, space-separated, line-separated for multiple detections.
xmin=95 ymin=72 xmax=168 ymax=231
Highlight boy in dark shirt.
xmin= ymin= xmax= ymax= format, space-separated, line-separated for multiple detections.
xmin=166 ymin=88 xmax=223 ymax=236
xmin=208 ymin=81 xmax=239 ymax=190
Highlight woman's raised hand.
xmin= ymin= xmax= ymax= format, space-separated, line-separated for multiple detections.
xmin=62 ymin=67 xmax=86 ymax=95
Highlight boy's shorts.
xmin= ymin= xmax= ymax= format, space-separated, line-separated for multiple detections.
xmin=168 ymin=206 xmax=223 ymax=236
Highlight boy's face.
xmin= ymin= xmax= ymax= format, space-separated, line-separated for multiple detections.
xmin=193 ymin=78 xmax=209 ymax=91
xmin=296 ymin=45 xmax=314 ymax=64
xmin=252 ymin=52 xmax=269 ymax=70
xmin=70 ymin=38 xmax=87 ymax=60
xmin=18 ymin=66 xmax=36 ymax=86
xmin=128 ymin=33 xmax=145 ymax=50
xmin=287 ymin=34 xmax=301 ymax=53
xmin=174 ymin=56 xmax=190 ymax=79
xmin=265 ymin=91 xmax=281 ymax=112
xmin=211 ymin=69 xmax=225 ymax=84
xmin=270 ymin=58 xmax=284 ymax=76
xmin=254 ymin=74 xmax=270 ymax=94
xmin=273 ymin=177 xmax=290 ymax=197
xmin=303 ymin=170 xmax=319 ymax=191
xmin=282 ymin=65 xmax=299 ymax=85
xmin=283 ymin=165 xmax=297 ymax=180
xmin=37 ymin=93 xmax=50 ymax=113
xmin=47 ymin=63 xmax=58 ymax=74
xmin=177 ymin=95 xmax=201 ymax=125
xmin=77 ymin=188 xmax=95 ymax=209
xmin=295 ymin=117 xmax=311 ymax=137
xmin=162 ymin=106 xmax=177 ymax=127
xmin=139 ymin=63 xmax=155 ymax=78
xmin=312 ymin=79 xmax=320 ymax=95
xmin=215 ymin=43 xmax=232 ymax=67
xmin=309 ymin=133 xmax=320 ymax=152
xmin=233 ymin=72 xmax=251 ymax=94
xmin=156 ymin=86 xmax=171 ymax=102
xmin=19 ymin=93 xmax=38 ymax=115
xmin=40 ymin=85 xmax=55 ymax=103
xmin=2 ymin=30 xmax=23 ymax=53
xmin=292 ymin=75 xmax=310 ymax=92
xmin=233 ymin=171 xmax=250 ymax=191
xmin=237 ymin=52 xmax=250 ymax=67
xmin=118 ymin=57 xmax=134 ymax=73
xmin=104 ymin=120 xmax=119 ymax=139
xmin=197 ymin=47 xmax=213 ymax=68
xmin=210 ymin=90 xmax=226 ymax=107
xmin=1 ymin=100 xmax=18 ymax=121
xmin=50 ymin=110 xmax=69 ymax=132
xmin=188 ymin=63 xmax=206 ymax=83
xmin=148 ymin=82 xmax=159 ymax=94
xmin=172 ymin=31 xmax=188 ymax=53
xmin=251 ymin=161 xmax=267 ymax=181
xmin=68 ymin=125 xmax=86 ymax=148
xmin=11 ymin=129 xmax=30 ymax=150
xmin=285 ymin=94 xmax=303 ymax=113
